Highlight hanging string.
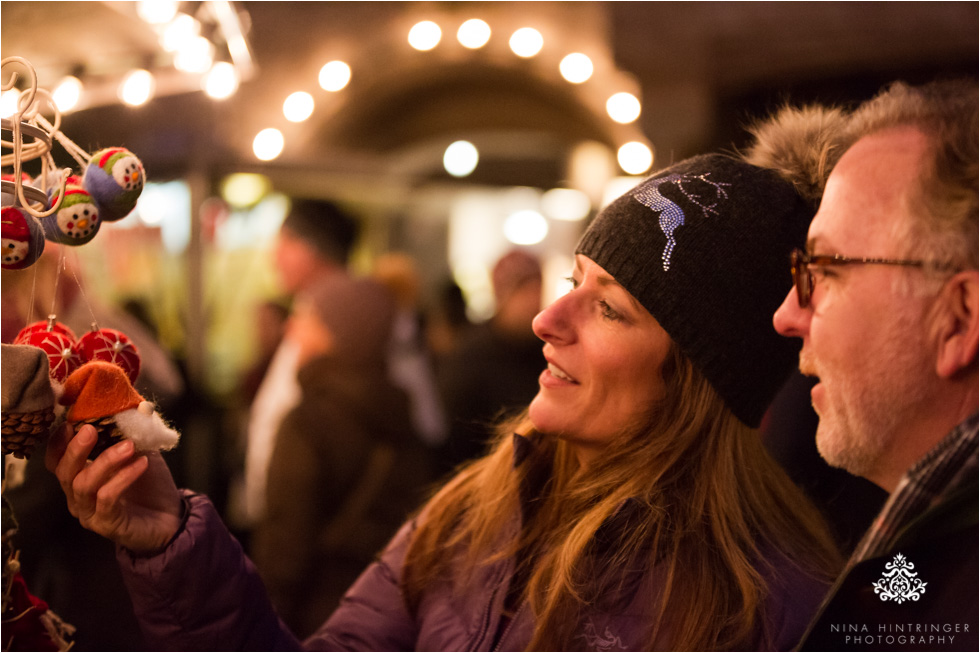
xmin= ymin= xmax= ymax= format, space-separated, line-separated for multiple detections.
xmin=64 ymin=248 xmax=100 ymax=331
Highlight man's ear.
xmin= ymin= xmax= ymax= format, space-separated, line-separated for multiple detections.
xmin=935 ymin=270 xmax=979 ymax=379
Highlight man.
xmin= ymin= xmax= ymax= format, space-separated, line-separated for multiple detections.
xmin=437 ymin=249 xmax=544 ymax=471
xmin=235 ymin=198 xmax=357 ymax=531
xmin=772 ymin=79 xmax=977 ymax=650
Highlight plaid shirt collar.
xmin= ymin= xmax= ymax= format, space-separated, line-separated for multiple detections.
xmin=850 ymin=412 xmax=978 ymax=564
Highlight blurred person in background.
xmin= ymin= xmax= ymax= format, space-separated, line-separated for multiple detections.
xmin=371 ymin=252 xmax=448 ymax=451
xmin=437 ymin=249 xmax=544 ymax=472
xmin=47 ymin=103 xmax=851 ymax=650
xmin=232 ymin=199 xmax=357 ymax=538
xmin=424 ymin=278 xmax=472 ymax=367
xmin=252 ymin=275 xmax=433 ymax=638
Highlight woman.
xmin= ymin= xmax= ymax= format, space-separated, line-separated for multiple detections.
xmin=47 ymin=107 xmax=846 ymax=651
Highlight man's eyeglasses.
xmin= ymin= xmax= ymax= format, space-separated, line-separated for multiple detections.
xmin=789 ymin=248 xmax=945 ymax=308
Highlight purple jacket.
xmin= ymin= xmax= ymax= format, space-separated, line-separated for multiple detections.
xmin=119 ymin=430 xmax=831 ymax=651
xmin=118 ymin=490 xmax=828 ymax=651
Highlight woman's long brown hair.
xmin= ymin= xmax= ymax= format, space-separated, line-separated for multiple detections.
xmin=403 ymin=342 xmax=841 ymax=650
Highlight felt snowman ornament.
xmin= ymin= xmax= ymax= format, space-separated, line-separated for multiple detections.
xmin=83 ymin=147 xmax=144 ymax=222
xmin=1 ymin=206 xmax=46 ymax=270
xmin=60 ymin=361 xmax=180 ymax=460
xmin=40 ymin=181 xmax=101 ymax=246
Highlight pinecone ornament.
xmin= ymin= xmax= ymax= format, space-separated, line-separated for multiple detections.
xmin=1 ymin=345 xmax=56 ymax=459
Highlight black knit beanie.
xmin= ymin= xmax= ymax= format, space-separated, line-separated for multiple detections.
xmin=576 ymin=154 xmax=813 ymax=427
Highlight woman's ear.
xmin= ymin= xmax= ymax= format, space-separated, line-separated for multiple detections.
xmin=935 ymin=270 xmax=979 ymax=379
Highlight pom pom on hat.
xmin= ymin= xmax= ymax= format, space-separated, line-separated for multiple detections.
xmin=83 ymin=147 xmax=144 ymax=222
xmin=60 ymin=362 xmax=179 ymax=452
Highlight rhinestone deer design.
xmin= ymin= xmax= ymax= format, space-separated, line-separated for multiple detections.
xmin=632 ymin=173 xmax=731 ymax=271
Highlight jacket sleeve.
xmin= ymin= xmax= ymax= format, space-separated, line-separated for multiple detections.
xmin=304 ymin=520 xmax=420 ymax=651
xmin=115 ymin=491 xmax=304 ymax=651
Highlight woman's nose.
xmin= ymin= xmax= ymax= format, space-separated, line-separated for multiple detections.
xmin=532 ymin=292 xmax=575 ymax=345
xmin=772 ymin=286 xmax=810 ymax=339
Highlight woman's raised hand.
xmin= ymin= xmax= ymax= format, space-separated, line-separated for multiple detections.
xmin=46 ymin=423 xmax=183 ymax=553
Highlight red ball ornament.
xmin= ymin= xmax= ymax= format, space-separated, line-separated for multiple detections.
xmin=15 ymin=318 xmax=78 ymax=345
xmin=77 ymin=327 xmax=141 ymax=384
xmin=16 ymin=329 xmax=82 ymax=383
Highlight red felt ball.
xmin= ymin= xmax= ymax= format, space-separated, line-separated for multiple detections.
xmin=17 ymin=330 xmax=82 ymax=383
xmin=15 ymin=319 xmax=78 ymax=345
xmin=77 ymin=328 xmax=141 ymax=383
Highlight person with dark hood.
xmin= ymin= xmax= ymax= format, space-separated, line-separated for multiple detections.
xmin=252 ymin=275 xmax=432 ymax=638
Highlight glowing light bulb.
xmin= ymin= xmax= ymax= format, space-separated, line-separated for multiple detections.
xmin=53 ymin=76 xmax=83 ymax=112
xmin=119 ymin=69 xmax=155 ymax=106
xmin=161 ymin=13 xmax=199 ymax=52
xmin=443 ymin=141 xmax=479 ymax=177
xmin=319 ymin=61 xmax=351 ymax=92
xmin=204 ymin=62 xmax=239 ymax=99
xmin=607 ymin=92 xmax=641 ymax=124
xmin=617 ymin=142 xmax=653 ymax=175
xmin=253 ymin=128 xmax=284 ymax=161
xmin=541 ymin=188 xmax=591 ymax=222
xmin=408 ymin=21 xmax=442 ymax=51
xmin=559 ymin=53 xmax=593 ymax=84
xmin=283 ymin=91 xmax=314 ymax=122
xmin=457 ymin=19 xmax=491 ymax=49
xmin=509 ymin=27 xmax=544 ymax=58
xmin=138 ymin=0 xmax=178 ymax=24
xmin=504 ymin=210 xmax=548 ymax=245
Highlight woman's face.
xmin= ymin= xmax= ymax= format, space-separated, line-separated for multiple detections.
xmin=529 ymin=255 xmax=672 ymax=464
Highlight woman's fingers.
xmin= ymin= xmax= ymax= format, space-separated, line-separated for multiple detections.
xmin=52 ymin=425 xmax=98 ymax=516
xmin=68 ymin=438 xmax=137 ymax=518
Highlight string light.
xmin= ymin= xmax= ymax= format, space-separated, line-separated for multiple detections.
xmin=408 ymin=21 xmax=442 ymax=51
xmin=559 ymin=53 xmax=593 ymax=84
xmin=319 ymin=61 xmax=351 ymax=91
xmin=509 ymin=27 xmax=544 ymax=58
xmin=617 ymin=142 xmax=653 ymax=175
xmin=119 ymin=69 xmax=155 ymax=106
xmin=53 ymin=76 xmax=83 ymax=112
xmin=504 ymin=209 xmax=549 ymax=245
xmin=161 ymin=13 xmax=200 ymax=53
xmin=444 ymin=141 xmax=479 ymax=177
xmin=457 ymin=19 xmax=491 ymax=49
xmin=137 ymin=0 xmax=178 ymax=25
xmin=606 ymin=92 xmax=641 ymax=124
xmin=204 ymin=62 xmax=239 ymax=99
xmin=253 ymin=128 xmax=284 ymax=161
xmin=173 ymin=36 xmax=214 ymax=73
xmin=283 ymin=91 xmax=315 ymax=122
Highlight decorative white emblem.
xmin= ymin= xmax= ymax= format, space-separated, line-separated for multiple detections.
xmin=582 ymin=619 xmax=627 ymax=651
xmin=872 ymin=553 xmax=927 ymax=603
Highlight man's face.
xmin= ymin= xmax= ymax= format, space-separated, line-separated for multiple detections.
xmin=274 ymin=228 xmax=324 ymax=294
xmin=772 ymin=126 xmax=939 ymax=487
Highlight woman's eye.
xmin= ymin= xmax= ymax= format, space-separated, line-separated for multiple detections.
xmin=565 ymin=276 xmax=580 ymax=289
xmin=599 ymin=300 xmax=622 ymax=321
